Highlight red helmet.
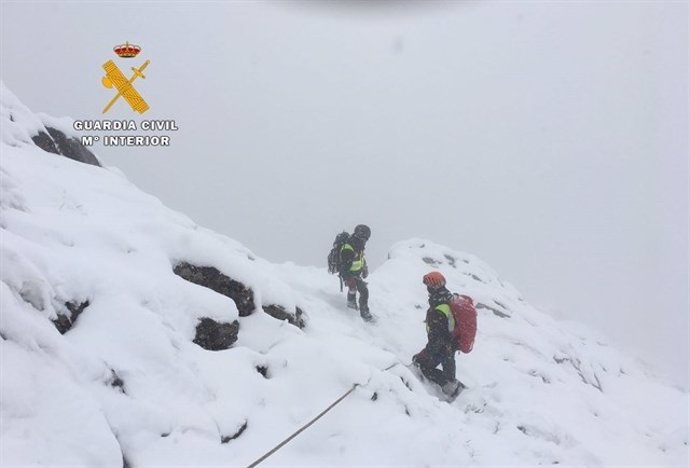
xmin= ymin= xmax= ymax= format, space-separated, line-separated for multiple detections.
xmin=423 ymin=271 xmax=446 ymax=288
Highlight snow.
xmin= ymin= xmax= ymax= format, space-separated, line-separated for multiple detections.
xmin=1 ymin=85 xmax=688 ymax=467
xmin=0 ymin=82 xmax=46 ymax=148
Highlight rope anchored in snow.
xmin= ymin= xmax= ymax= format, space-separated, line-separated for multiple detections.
xmin=246 ymin=363 xmax=398 ymax=468
xmin=245 ymin=383 xmax=360 ymax=468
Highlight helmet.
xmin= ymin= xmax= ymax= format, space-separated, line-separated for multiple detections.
xmin=353 ymin=224 xmax=371 ymax=241
xmin=423 ymin=271 xmax=446 ymax=288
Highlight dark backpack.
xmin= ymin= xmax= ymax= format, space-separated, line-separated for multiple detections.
xmin=449 ymin=294 xmax=477 ymax=353
xmin=328 ymin=232 xmax=350 ymax=274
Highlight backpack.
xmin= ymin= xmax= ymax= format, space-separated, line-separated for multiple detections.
xmin=328 ymin=231 xmax=350 ymax=274
xmin=449 ymin=294 xmax=477 ymax=353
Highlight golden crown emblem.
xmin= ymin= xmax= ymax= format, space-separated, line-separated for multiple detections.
xmin=113 ymin=41 xmax=141 ymax=58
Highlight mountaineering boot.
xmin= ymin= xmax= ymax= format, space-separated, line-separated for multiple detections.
xmin=412 ymin=354 xmax=422 ymax=369
xmin=347 ymin=291 xmax=358 ymax=310
xmin=442 ymin=379 xmax=463 ymax=398
xmin=359 ymin=307 xmax=373 ymax=322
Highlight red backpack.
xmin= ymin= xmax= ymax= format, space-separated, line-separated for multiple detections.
xmin=450 ymin=294 xmax=477 ymax=353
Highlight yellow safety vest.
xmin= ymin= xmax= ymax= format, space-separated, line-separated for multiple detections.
xmin=426 ymin=303 xmax=455 ymax=333
xmin=341 ymin=243 xmax=365 ymax=273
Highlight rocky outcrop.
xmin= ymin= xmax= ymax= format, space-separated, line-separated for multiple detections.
xmin=220 ymin=420 xmax=247 ymax=444
xmin=2 ymin=82 xmax=100 ymax=167
xmin=193 ymin=317 xmax=239 ymax=351
xmin=262 ymin=304 xmax=306 ymax=329
xmin=173 ymin=262 xmax=255 ymax=316
xmin=172 ymin=262 xmax=305 ymax=329
xmin=52 ymin=300 xmax=89 ymax=334
xmin=107 ymin=369 xmax=126 ymax=394
xmin=31 ymin=127 xmax=101 ymax=167
xmin=476 ymin=302 xmax=511 ymax=319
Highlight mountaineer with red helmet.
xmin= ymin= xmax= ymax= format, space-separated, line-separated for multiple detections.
xmin=413 ymin=271 xmax=463 ymax=398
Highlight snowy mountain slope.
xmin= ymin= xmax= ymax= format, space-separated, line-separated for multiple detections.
xmin=1 ymin=86 xmax=688 ymax=467
xmin=1 ymin=82 xmax=99 ymax=167
xmin=272 ymin=245 xmax=689 ymax=466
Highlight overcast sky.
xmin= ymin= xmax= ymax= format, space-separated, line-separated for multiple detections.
xmin=1 ymin=1 xmax=688 ymax=388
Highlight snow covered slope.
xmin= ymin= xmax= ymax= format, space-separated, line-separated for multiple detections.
xmin=1 ymin=85 xmax=688 ymax=467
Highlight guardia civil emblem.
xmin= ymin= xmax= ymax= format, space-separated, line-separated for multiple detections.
xmin=101 ymin=42 xmax=150 ymax=114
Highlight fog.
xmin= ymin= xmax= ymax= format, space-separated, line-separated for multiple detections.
xmin=1 ymin=1 xmax=687 ymax=388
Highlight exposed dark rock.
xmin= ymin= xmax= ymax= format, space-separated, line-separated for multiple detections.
xmin=108 ymin=369 xmax=126 ymax=394
xmin=193 ymin=317 xmax=239 ymax=351
xmin=46 ymin=127 xmax=101 ymax=166
xmin=31 ymin=127 xmax=101 ymax=167
xmin=553 ymin=355 xmax=603 ymax=392
xmin=476 ymin=302 xmax=510 ymax=319
xmin=592 ymin=372 xmax=603 ymax=392
xmin=255 ymin=365 xmax=269 ymax=378
xmin=262 ymin=304 xmax=305 ymax=329
xmin=221 ymin=421 xmax=247 ymax=444
xmin=173 ymin=262 xmax=255 ymax=316
xmin=443 ymin=254 xmax=457 ymax=268
xmin=422 ymin=256 xmax=440 ymax=266
xmin=465 ymin=272 xmax=486 ymax=283
xmin=370 ymin=392 xmax=378 ymax=401
xmin=31 ymin=130 xmax=59 ymax=154
xmin=528 ymin=369 xmax=551 ymax=384
xmin=53 ymin=315 xmax=72 ymax=335
xmin=464 ymin=401 xmax=487 ymax=414
xmin=52 ymin=300 xmax=89 ymax=334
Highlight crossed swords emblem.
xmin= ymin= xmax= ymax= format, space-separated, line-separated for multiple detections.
xmin=101 ymin=59 xmax=150 ymax=114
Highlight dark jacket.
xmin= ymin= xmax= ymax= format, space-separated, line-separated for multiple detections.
xmin=339 ymin=235 xmax=367 ymax=277
xmin=424 ymin=286 xmax=454 ymax=356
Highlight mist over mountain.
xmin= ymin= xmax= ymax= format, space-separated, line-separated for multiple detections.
xmin=1 ymin=0 xmax=687 ymax=391
xmin=1 ymin=85 xmax=687 ymax=467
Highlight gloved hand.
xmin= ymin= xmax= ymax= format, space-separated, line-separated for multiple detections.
xmin=362 ymin=265 xmax=369 ymax=279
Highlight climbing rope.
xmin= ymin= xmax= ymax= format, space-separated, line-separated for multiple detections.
xmin=245 ymin=362 xmax=399 ymax=468
xmin=245 ymin=383 xmax=359 ymax=468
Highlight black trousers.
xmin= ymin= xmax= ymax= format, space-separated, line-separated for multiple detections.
xmin=343 ymin=275 xmax=369 ymax=311
xmin=417 ymin=344 xmax=456 ymax=387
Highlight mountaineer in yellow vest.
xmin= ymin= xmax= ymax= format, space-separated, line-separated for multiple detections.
xmin=413 ymin=271 xmax=462 ymax=397
xmin=338 ymin=224 xmax=373 ymax=322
